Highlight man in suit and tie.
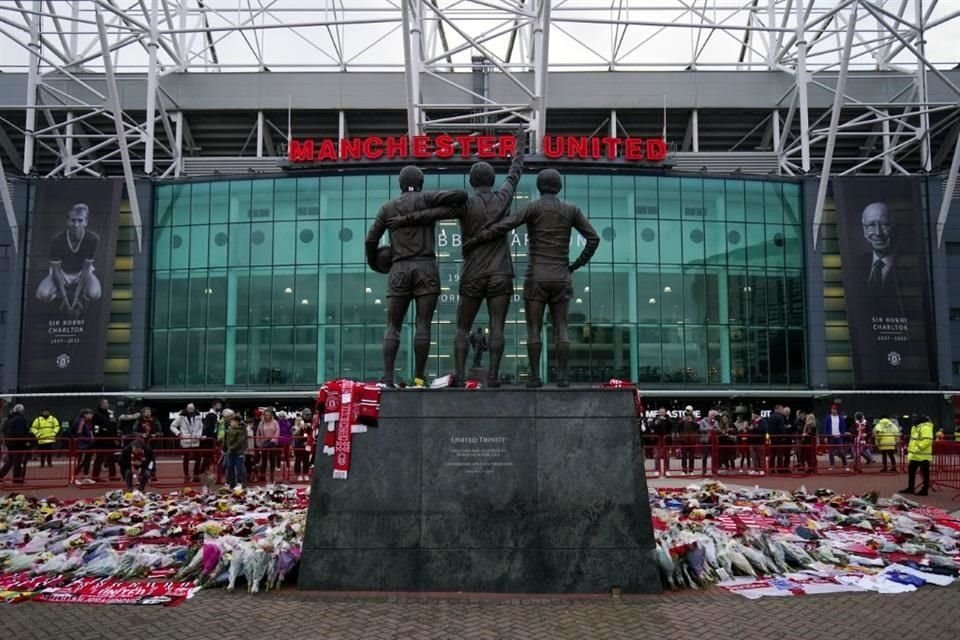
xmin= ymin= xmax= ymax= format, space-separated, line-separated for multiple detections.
xmin=858 ymin=202 xmax=900 ymax=300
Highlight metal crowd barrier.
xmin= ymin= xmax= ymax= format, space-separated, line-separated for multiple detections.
xmin=931 ymin=441 xmax=960 ymax=500
xmin=0 ymin=432 xmax=934 ymax=492
xmin=0 ymin=436 xmax=320 ymax=491
xmin=640 ymin=433 xmax=908 ymax=480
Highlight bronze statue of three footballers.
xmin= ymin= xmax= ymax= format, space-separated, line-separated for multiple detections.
xmin=365 ymin=136 xmax=599 ymax=388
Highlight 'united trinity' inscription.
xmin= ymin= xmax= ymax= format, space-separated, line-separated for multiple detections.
xmin=446 ymin=435 xmax=513 ymax=474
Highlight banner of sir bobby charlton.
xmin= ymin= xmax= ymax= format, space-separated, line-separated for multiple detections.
xmin=833 ymin=176 xmax=936 ymax=387
xmin=19 ymin=179 xmax=122 ymax=388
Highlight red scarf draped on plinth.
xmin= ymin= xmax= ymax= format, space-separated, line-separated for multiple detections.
xmin=315 ymin=379 xmax=383 ymax=480
xmin=332 ymin=380 xmax=355 ymax=479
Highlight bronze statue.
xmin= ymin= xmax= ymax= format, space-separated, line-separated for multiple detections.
xmin=462 ymin=169 xmax=599 ymax=388
xmin=387 ymin=137 xmax=524 ymax=387
xmin=365 ymin=166 xmax=467 ymax=387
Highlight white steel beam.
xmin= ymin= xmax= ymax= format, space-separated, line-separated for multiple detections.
xmin=795 ymin=0 xmax=811 ymax=172
xmin=812 ymin=3 xmax=858 ymax=247
xmin=22 ymin=0 xmax=41 ymax=174
xmin=144 ymin=0 xmax=160 ymax=174
xmin=0 ymin=155 xmax=18 ymax=252
xmin=532 ymin=0 xmax=550 ymax=152
xmin=95 ymin=5 xmax=142 ymax=251
xmin=401 ymin=0 xmax=421 ymax=139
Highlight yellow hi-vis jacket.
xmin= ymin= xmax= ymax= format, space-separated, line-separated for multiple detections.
xmin=31 ymin=415 xmax=60 ymax=445
xmin=907 ymin=421 xmax=934 ymax=462
xmin=873 ymin=419 xmax=900 ymax=451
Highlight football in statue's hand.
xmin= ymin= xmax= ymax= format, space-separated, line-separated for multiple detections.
xmin=371 ymin=246 xmax=393 ymax=274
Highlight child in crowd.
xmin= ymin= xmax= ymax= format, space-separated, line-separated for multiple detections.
xmin=224 ymin=415 xmax=247 ymax=488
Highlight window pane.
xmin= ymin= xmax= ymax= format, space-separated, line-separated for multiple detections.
xmin=769 ymin=327 xmax=788 ymax=384
xmin=659 ymin=220 xmax=681 ymax=264
xmin=682 ymin=218 xmax=705 ymax=265
xmin=341 ymin=219 xmax=366 ymax=264
xmin=704 ymin=221 xmax=726 ymax=266
xmin=210 ymin=181 xmax=229 ymax=224
xmin=592 ymin=220 xmax=614 ymax=263
xmin=294 ymin=326 xmax=318 ymax=384
xmin=151 ymin=330 xmax=167 ymax=385
xmin=746 ymin=223 xmax=766 ymax=267
xmin=637 ymin=325 xmax=661 ymax=383
xmin=171 ymin=184 xmax=190 ymax=225
xmin=272 ymin=221 xmax=296 ymax=266
xmin=320 ymin=176 xmax=342 ymax=219
xmin=273 ymin=270 xmax=296 ymax=326
xmin=229 ymin=180 xmax=251 ymax=223
xmin=295 ymin=268 xmax=319 ymax=325
xmin=206 ymin=328 xmax=226 ymax=386
xmin=274 ymin=179 xmax=296 ymax=221
xmin=636 ymin=221 xmax=659 ymax=263
xmin=186 ymin=329 xmax=206 ymax=386
xmin=684 ymin=325 xmax=706 ymax=383
xmin=658 ymin=177 xmax=681 ymax=219
xmin=207 ymin=270 xmax=227 ymax=327
xmin=726 ymin=221 xmax=746 ymax=266
xmin=703 ymin=179 xmax=724 ymax=220
xmin=153 ymin=226 xmax=171 ymax=270
xmin=611 ymin=218 xmax=635 ymax=264
xmin=637 ymin=271 xmax=660 ymax=323
xmin=271 ymin=326 xmax=294 ymax=384
xmin=745 ymin=181 xmax=765 ymax=223
xmin=170 ymin=227 xmax=189 ymax=268
xmin=229 ymin=223 xmax=250 ymax=266
xmin=725 ymin=181 xmax=745 ymax=221
xmin=749 ymin=327 xmax=769 ymax=383
xmin=296 ymin=220 xmax=319 ymax=264
xmin=152 ymin=273 xmax=170 ymax=329
xmin=169 ymin=273 xmax=188 ymax=327
xmin=190 ymin=225 xmax=209 ymax=269
xmin=190 ymin=182 xmax=210 ymax=225
xmin=764 ymin=182 xmax=784 ymax=224
xmin=250 ymin=222 xmax=273 ymax=266
xmin=784 ymin=224 xmax=803 ymax=268
xmin=167 ymin=330 xmax=187 ymax=386
xmin=188 ymin=272 xmax=208 ymax=327
xmin=766 ymin=223 xmax=785 ymax=268
xmin=209 ymin=223 xmax=228 ymax=267
xmin=611 ymin=175 xmax=634 ymax=218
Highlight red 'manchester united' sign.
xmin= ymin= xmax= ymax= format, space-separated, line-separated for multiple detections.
xmin=286 ymin=135 xmax=668 ymax=164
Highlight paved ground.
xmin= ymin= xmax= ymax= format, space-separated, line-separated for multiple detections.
xmin=3 ymin=582 xmax=958 ymax=640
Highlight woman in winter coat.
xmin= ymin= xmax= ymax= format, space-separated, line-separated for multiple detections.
xmin=256 ymin=408 xmax=281 ymax=483
xmin=276 ymin=411 xmax=293 ymax=478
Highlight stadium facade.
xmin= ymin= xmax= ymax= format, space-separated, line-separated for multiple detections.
xmin=0 ymin=1 xmax=958 ymax=425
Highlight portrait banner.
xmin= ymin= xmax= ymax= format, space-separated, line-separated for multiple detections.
xmin=833 ymin=177 xmax=936 ymax=386
xmin=19 ymin=179 xmax=123 ymax=388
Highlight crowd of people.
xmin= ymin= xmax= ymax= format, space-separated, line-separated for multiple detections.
xmin=642 ymin=403 xmax=942 ymax=495
xmin=0 ymin=399 xmax=322 ymax=490
xmin=0 ymin=397 xmax=950 ymax=497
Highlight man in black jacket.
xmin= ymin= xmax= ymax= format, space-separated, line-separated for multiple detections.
xmin=91 ymin=398 xmax=119 ymax=482
xmin=199 ymin=399 xmax=223 ymax=476
xmin=387 ymin=139 xmax=524 ymax=386
xmin=765 ymin=405 xmax=789 ymax=473
xmin=463 ymin=169 xmax=600 ymax=387
xmin=365 ymin=167 xmax=468 ymax=387
xmin=0 ymin=404 xmax=30 ymax=484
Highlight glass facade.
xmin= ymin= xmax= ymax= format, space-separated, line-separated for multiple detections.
xmin=150 ymin=173 xmax=805 ymax=389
